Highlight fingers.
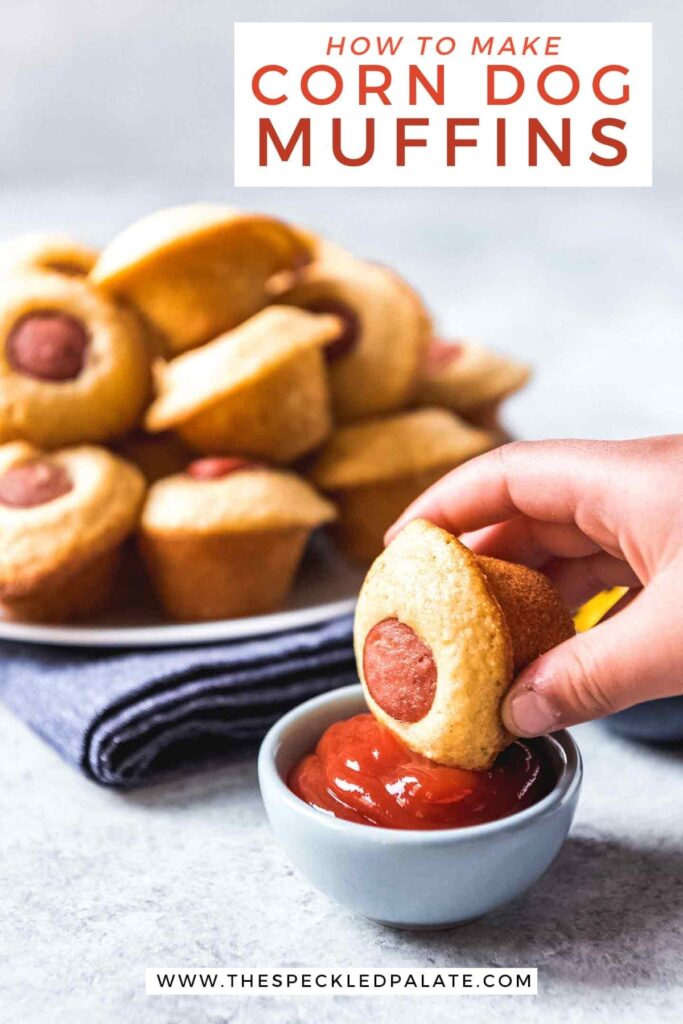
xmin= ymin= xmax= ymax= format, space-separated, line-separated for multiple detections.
xmin=460 ymin=516 xmax=601 ymax=568
xmin=386 ymin=438 xmax=620 ymax=545
xmin=501 ymin=567 xmax=681 ymax=735
xmin=542 ymin=552 xmax=641 ymax=609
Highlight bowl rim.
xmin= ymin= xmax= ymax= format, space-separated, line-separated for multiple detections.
xmin=258 ymin=683 xmax=583 ymax=844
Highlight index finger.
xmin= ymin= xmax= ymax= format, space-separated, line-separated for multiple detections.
xmin=385 ymin=438 xmax=612 ymax=544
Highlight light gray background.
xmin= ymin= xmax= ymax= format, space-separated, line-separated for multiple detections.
xmin=0 ymin=2 xmax=681 ymax=1023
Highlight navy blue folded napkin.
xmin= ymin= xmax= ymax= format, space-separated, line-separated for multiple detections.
xmin=604 ymin=696 xmax=683 ymax=744
xmin=0 ymin=613 xmax=356 ymax=788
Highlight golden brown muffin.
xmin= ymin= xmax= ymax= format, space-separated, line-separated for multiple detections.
xmin=0 ymin=232 xmax=98 ymax=278
xmin=0 ymin=441 xmax=145 ymax=622
xmin=355 ymin=519 xmax=575 ymax=770
xmin=139 ymin=456 xmax=336 ymax=621
xmin=0 ymin=271 xmax=151 ymax=449
xmin=144 ymin=306 xmax=340 ymax=464
xmin=266 ymin=231 xmax=359 ymax=296
xmin=308 ymin=408 xmax=493 ymax=564
xmin=91 ymin=204 xmax=313 ymax=355
xmin=280 ymin=256 xmax=431 ymax=422
xmin=416 ymin=338 xmax=530 ymax=426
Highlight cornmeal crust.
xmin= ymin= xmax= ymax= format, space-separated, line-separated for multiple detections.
xmin=140 ymin=467 xmax=335 ymax=620
xmin=416 ymin=340 xmax=530 ymax=419
xmin=0 ymin=232 xmax=98 ymax=277
xmin=355 ymin=519 xmax=574 ymax=770
xmin=0 ymin=272 xmax=151 ymax=448
xmin=145 ymin=306 xmax=340 ymax=463
xmin=0 ymin=441 xmax=145 ymax=599
xmin=91 ymin=204 xmax=313 ymax=354
xmin=281 ymin=258 xmax=432 ymax=422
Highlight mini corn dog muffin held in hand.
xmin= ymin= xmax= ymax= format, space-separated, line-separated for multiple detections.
xmin=139 ymin=457 xmax=336 ymax=621
xmin=0 ymin=232 xmax=98 ymax=278
xmin=416 ymin=338 xmax=530 ymax=426
xmin=354 ymin=519 xmax=575 ymax=770
xmin=309 ymin=408 xmax=493 ymax=564
xmin=281 ymin=258 xmax=431 ymax=422
xmin=0 ymin=441 xmax=145 ymax=622
xmin=144 ymin=306 xmax=339 ymax=464
xmin=0 ymin=272 xmax=151 ymax=448
xmin=91 ymin=204 xmax=313 ymax=355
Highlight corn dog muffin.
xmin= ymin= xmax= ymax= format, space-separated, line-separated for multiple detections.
xmin=281 ymin=258 xmax=431 ymax=422
xmin=139 ymin=457 xmax=336 ymax=621
xmin=144 ymin=306 xmax=339 ymax=464
xmin=0 ymin=232 xmax=98 ymax=278
xmin=0 ymin=441 xmax=145 ymax=622
xmin=416 ymin=338 xmax=530 ymax=425
xmin=309 ymin=408 xmax=493 ymax=564
xmin=0 ymin=272 xmax=151 ymax=448
xmin=91 ymin=204 xmax=313 ymax=355
xmin=355 ymin=519 xmax=575 ymax=770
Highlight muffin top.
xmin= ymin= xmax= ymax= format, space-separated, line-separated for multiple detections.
xmin=91 ymin=204 xmax=311 ymax=287
xmin=0 ymin=270 xmax=151 ymax=448
xmin=141 ymin=458 xmax=336 ymax=535
xmin=0 ymin=442 xmax=145 ymax=594
xmin=145 ymin=306 xmax=341 ymax=432
xmin=418 ymin=339 xmax=530 ymax=412
xmin=0 ymin=232 xmax=98 ymax=277
xmin=309 ymin=408 xmax=493 ymax=490
xmin=0 ymin=270 xmax=143 ymax=387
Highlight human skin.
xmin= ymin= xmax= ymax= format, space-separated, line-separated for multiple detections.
xmin=386 ymin=436 xmax=683 ymax=737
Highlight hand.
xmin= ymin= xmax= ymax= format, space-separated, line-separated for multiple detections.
xmin=386 ymin=436 xmax=683 ymax=737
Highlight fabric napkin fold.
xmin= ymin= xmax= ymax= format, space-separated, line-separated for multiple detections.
xmin=0 ymin=613 xmax=356 ymax=788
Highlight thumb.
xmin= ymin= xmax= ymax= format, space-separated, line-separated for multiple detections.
xmin=501 ymin=573 xmax=681 ymax=736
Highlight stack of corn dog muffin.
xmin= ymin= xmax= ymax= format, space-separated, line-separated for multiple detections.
xmin=0 ymin=206 xmax=530 ymax=623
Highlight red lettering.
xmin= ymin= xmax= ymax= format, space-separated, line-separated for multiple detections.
xmin=529 ymin=118 xmax=571 ymax=166
xmin=487 ymin=66 xmax=525 ymax=105
xmin=259 ymin=119 xmax=311 ymax=166
xmin=332 ymin=118 xmax=375 ymax=166
xmin=590 ymin=119 xmax=627 ymax=166
xmin=252 ymin=65 xmax=287 ymax=105
xmin=301 ymin=65 xmax=343 ymax=105
xmin=409 ymin=65 xmax=444 ymax=105
xmin=359 ymin=66 xmax=391 ymax=105
xmin=593 ymin=66 xmax=630 ymax=105
xmin=538 ymin=65 xmax=580 ymax=105
xmin=447 ymin=119 xmax=479 ymax=165
xmin=496 ymin=118 xmax=507 ymax=166
xmin=397 ymin=118 xmax=429 ymax=165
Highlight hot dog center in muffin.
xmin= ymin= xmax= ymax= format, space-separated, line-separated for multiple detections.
xmin=7 ymin=312 xmax=90 ymax=381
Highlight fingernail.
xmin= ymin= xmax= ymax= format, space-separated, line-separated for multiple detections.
xmin=505 ymin=689 xmax=560 ymax=737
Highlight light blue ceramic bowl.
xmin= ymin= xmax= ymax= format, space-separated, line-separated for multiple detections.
xmin=258 ymin=685 xmax=582 ymax=929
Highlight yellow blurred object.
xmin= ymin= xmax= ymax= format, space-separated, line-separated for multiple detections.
xmin=574 ymin=587 xmax=629 ymax=632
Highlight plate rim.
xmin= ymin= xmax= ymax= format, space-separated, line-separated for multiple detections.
xmin=0 ymin=595 xmax=357 ymax=649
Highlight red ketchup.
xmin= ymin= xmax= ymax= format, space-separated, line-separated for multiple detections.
xmin=288 ymin=714 xmax=551 ymax=830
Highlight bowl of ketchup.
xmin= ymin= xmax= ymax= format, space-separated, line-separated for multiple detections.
xmin=259 ymin=685 xmax=582 ymax=930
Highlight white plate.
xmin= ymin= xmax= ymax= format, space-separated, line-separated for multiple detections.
xmin=0 ymin=536 xmax=363 ymax=649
